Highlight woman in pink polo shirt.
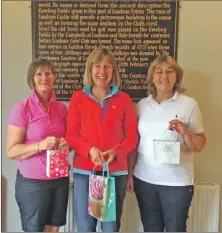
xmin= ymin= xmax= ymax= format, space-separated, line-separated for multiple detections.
xmin=6 ymin=58 xmax=69 ymax=232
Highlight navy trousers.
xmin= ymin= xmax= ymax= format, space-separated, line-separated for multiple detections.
xmin=15 ymin=170 xmax=69 ymax=232
xmin=134 ymin=176 xmax=194 ymax=232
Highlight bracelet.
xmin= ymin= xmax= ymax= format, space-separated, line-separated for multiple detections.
xmin=35 ymin=142 xmax=40 ymax=153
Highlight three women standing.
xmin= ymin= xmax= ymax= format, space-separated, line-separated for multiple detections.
xmin=7 ymin=52 xmax=206 ymax=232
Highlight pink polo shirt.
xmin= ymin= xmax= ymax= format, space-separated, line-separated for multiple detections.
xmin=8 ymin=89 xmax=67 ymax=180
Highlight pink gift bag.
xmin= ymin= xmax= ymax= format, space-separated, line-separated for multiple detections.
xmin=46 ymin=147 xmax=69 ymax=178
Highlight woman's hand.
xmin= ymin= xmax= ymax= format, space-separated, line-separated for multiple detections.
xmin=169 ymin=119 xmax=206 ymax=152
xmin=168 ymin=119 xmax=190 ymax=135
xmin=58 ymin=138 xmax=69 ymax=149
xmin=127 ymin=175 xmax=134 ymax=193
xmin=89 ymin=146 xmax=103 ymax=166
xmin=39 ymin=136 xmax=59 ymax=151
xmin=100 ymin=149 xmax=116 ymax=164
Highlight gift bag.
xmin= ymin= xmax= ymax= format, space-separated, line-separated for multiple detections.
xmin=88 ymin=162 xmax=116 ymax=222
xmin=153 ymin=129 xmax=180 ymax=164
xmin=46 ymin=147 xmax=69 ymax=178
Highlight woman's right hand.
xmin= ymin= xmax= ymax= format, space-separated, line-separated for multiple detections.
xmin=127 ymin=175 xmax=134 ymax=193
xmin=39 ymin=136 xmax=59 ymax=151
xmin=89 ymin=146 xmax=103 ymax=166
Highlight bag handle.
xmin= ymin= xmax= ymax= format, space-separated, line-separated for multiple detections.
xmin=102 ymin=162 xmax=110 ymax=178
xmin=92 ymin=162 xmax=110 ymax=177
xmin=161 ymin=128 xmax=178 ymax=142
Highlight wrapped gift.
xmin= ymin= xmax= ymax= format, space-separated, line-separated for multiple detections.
xmin=46 ymin=147 xmax=69 ymax=178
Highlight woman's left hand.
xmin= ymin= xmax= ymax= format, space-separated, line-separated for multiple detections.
xmin=168 ymin=119 xmax=190 ymax=135
xmin=59 ymin=138 xmax=69 ymax=149
xmin=100 ymin=149 xmax=116 ymax=164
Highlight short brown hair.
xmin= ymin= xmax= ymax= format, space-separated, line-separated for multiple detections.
xmin=83 ymin=47 xmax=121 ymax=87
xmin=27 ymin=58 xmax=55 ymax=89
xmin=147 ymin=55 xmax=186 ymax=97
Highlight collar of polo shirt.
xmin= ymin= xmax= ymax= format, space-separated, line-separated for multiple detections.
xmin=146 ymin=91 xmax=183 ymax=103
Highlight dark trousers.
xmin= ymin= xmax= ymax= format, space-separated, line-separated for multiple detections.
xmin=15 ymin=171 xmax=69 ymax=232
xmin=73 ymin=173 xmax=127 ymax=232
xmin=134 ymin=176 xmax=194 ymax=232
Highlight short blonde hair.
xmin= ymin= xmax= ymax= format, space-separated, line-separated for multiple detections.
xmin=27 ymin=58 xmax=55 ymax=89
xmin=83 ymin=47 xmax=121 ymax=87
xmin=147 ymin=55 xmax=186 ymax=97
